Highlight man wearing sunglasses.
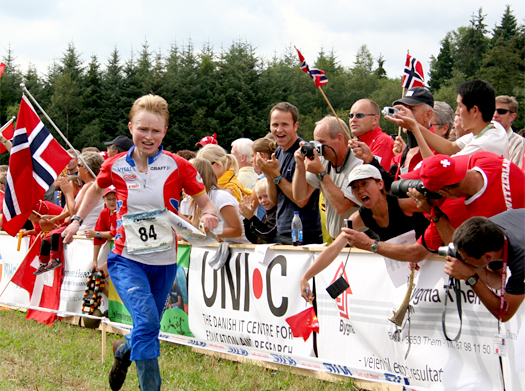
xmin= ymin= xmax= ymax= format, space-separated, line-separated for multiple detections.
xmin=494 ymin=95 xmax=523 ymax=168
xmin=348 ymin=99 xmax=394 ymax=170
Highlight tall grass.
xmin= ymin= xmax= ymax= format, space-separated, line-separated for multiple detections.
xmin=0 ymin=309 xmax=360 ymax=390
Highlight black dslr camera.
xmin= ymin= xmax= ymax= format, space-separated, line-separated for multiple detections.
xmin=437 ymin=243 xmax=462 ymax=260
xmin=300 ymin=141 xmax=324 ymax=159
xmin=390 ymin=179 xmax=442 ymax=200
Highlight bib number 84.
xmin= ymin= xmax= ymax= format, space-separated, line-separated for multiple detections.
xmin=138 ymin=225 xmax=158 ymax=242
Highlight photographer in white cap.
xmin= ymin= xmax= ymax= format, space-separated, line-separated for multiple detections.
xmin=300 ymin=164 xmax=429 ymax=302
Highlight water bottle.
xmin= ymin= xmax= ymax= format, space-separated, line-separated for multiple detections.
xmin=291 ymin=211 xmax=303 ymax=246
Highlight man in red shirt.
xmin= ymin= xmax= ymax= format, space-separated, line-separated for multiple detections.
xmin=341 ymin=151 xmax=524 ymax=264
xmin=404 ymin=151 xmax=525 ymax=216
xmin=349 ymin=99 xmax=394 ymax=170
xmin=399 ymin=151 xmax=525 ymax=247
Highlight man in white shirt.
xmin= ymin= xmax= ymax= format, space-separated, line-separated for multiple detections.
xmin=390 ymin=79 xmax=509 ymax=160
xmin=231 ymin=138 xmax=258 ymax=189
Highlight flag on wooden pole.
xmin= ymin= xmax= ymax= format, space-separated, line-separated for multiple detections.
xmin=402 ymin=54 xmax=425 ymax=89
xmin=295 ymin=47 xmax=328 ymax=87
xmin=2 ymin=96 xmax=71 ymax=236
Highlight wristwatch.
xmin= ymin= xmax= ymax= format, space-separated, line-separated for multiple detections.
xmin=317 ymin=171 xmax=327 ymax=182
xmin=95 ymin=231 xmax=101 ymax=240
xmin=370 ymin=240 xmax=380 ymax=253
xmin=273 ymin=175 xmax=283 ymax=185
xmin=465 ymin=273 xmax=479 ymax=287
xmin=71 ymin=215 xmax=84 ymax=225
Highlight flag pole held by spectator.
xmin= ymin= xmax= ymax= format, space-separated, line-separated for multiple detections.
xmin=398 ymin=51 xmax=426 ymax=137
xmin=0 ymin=116 xmax=16 ymax=154
xmin=294 ymin=47 xmax=351 ymax=138
xmin=19 ymin=83 xmax=96 ymax=179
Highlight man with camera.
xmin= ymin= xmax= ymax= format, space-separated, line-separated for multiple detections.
xmin=402 ymin=151 xmax=525 ymax=220
xmin=291 ymin=115 xmax=363 ymax=240
xmin=255 ymin=102 xmax=323 ymax=245
xmin=443 ymin=209 xmax=525 ymax=321
xmin=340 ymin=149 xmax=525 ymax=264
xmin=388 ymin=79 xmax=509 ymax=161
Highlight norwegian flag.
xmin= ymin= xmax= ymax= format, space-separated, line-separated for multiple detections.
xmin=295 ymin=47 xmax=328 ymax=87
xmin=0 ymin=62 xmax=5 ymax=79
xmin=402 ymin=54 xmax=425 ymax=89
xmin=2 ymin=96 xmax=71 ymax=236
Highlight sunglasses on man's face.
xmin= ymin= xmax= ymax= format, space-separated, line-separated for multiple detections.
xmin=348 ymin=113 xmax=375 ymax=119
xmin=496 ymin=108 xmax=511 ymax=115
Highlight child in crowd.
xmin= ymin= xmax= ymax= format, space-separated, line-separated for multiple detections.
xmin=84 ymin=186 xmax=117 ymax=275
xmin=33 ymin=176 xmax=83 ymax=275
xmin=180 ymin=158 xmax=249 ymax=244
xmin=239 ymin=178 xmax=277 ymax=244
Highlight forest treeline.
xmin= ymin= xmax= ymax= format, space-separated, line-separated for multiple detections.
xmin=0 ymin=6 xmax=523 ymax=164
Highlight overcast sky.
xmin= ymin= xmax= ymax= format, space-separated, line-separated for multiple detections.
xmin=1 ymin=1 xmax=523 ymax=82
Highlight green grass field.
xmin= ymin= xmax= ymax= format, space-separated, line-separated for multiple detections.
xmin=0 ymin=309 xmax=361 ymax=390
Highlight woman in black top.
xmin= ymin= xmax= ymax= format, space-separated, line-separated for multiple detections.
xmin=300 ymin=164 xmax=428 ymax=302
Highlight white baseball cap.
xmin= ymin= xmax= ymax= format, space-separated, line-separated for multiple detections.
xmin=347 ymin=164 xmax=382 ymax=186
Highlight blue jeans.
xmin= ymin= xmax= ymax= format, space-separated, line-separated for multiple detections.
xmin=108 ymin=252 xmax=177 ymax=361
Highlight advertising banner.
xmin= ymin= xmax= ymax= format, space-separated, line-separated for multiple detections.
xmin=315 ymin=251 xmax=507 ymax=390
xmin=0 ymin=234 xmax=30 ymax=305
xmin=188 ymin=246 xmax=316 ymax=358
xmin=59 ymin=238 xmax=98 ymax=314
xmin=1 ymin=234 xmax=523 ymax=391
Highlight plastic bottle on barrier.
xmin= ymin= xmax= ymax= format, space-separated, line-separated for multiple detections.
xmin=291 ymin=211 xmax=303 ymax=246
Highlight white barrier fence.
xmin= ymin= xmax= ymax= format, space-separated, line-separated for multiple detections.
xmin=1 ymin=233 xmax=523 ymax=391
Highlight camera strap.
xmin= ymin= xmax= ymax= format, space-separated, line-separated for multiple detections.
xmin=442 ymin=276 xmax=462 ymax=341
xmin=498 ymin=237 xmax=509 ymax=324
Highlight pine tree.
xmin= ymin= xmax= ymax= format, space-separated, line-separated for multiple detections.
xmin=101 ymin=47 xmax=127 ymax=140
xmin=492 ymin=5 xmax=518 ymax=42
xmin=428 ymin=34 xmax=455 ymax=92
xmin=453 ymin=8 xmax=490 ymax=78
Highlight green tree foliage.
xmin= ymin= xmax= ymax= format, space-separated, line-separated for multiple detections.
xmin=428 ymin=34 xmax=454 ymax=92
xmin=454 ymin=9 xmax=490 ymax=78
xmin=1 ymin=5 xmax=522 ymax=159
xmin=428 ymin=6 xmax=524 ymax=130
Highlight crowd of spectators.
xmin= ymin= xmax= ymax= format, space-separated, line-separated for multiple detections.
xmin=0 ymin=78 xmax=524 ymax=324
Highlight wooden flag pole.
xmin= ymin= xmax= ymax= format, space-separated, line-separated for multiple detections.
xmin=317 ymin=86 xmax=352 ymax=139
xmin=398 ymin=49 xmax=410 ymax=138
xmin=19 ymin=83 xmax=97 ymax=179
xmin=398 ymin=86 xmax=406 ymax=138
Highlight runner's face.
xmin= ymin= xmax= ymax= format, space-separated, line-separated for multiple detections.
xmin=129 ymin=110 xmax=167 ymax=157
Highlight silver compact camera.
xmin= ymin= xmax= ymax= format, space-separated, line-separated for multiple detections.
xmin=438 ymin=243 xmax=462 ymax=260
xmin=382 ymin=107 xmax=399 ymax=116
